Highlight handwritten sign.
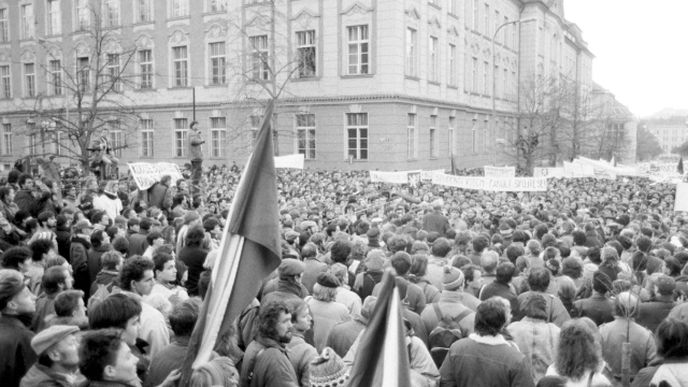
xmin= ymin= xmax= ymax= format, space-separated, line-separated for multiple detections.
xmin=128 ymin=162 xmax=184 ymax=191
xmin=484 ymin=166 xmax=516 ymax=178
xmin=533 ymin=167 xmax=565 ymax=178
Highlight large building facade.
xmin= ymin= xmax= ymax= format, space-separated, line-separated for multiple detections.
xmin=0 ymin=0 xmax=607 ymax=172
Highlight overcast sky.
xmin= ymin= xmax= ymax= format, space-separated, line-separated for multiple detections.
xmin=565 ymin=1 xmax=688 ymax=118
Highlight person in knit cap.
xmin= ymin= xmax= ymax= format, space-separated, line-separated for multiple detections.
xmin=20 ymin=324 xmax=85 ymax=386
xmin=0 ymin=269 xmax=37 ymax=387
xmin=421 ymin=266 xmax=475 ymax=336
xmin=306 ymin=272 xmax=351 ymax=352
xmin=308 ymin=347 xmax=350 ymax=387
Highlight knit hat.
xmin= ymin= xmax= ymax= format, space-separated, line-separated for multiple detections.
xmin=309 ymin=347 xmax=350 ymax=387
xmin=499 ymin=222 xmax=514 ymax=238
xmin=0 ymin=269 xmax=25 ymax=310
xmin=278 ymin=258 xmax=304 ymax=278
xmin=31 ymin=325 xmax=79 ymax=355
xmin=365 ymin=250 xmax=385 ymax=272
xmin=442 ymin=266 xmax=464 ymax=291
xmin=655 ymin=275 xmax=676 ymax=296
xmin=316 ymin=272 xmax=340 ymax=288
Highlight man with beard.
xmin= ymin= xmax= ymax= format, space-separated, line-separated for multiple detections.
xmin=240 ymin=301 xmax=299 ymax=387
xmin=0 ymin=269 xmax=38 ymax=387
xmin=20 ymin=325 xmax=85 ymax=386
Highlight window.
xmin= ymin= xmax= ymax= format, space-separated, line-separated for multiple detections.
xmin=346 ymin=113 xmax=368 ymax=160
xmin=449 ymin=0 xmax=457 ymax=14
xmin=207 ymin=0 xmax=227 ymax=12
xmin=138 ymin=49 xmax=153 ymax=89
xmin=75 ymin=0 xmax=90 ymax=30
xmin=448 ymin=43 xmax=456 ymax=85
xmin=249 ymin=115 xmax=261 ymax=145
xmin=24 ymin=63 xmax=35 ymax=97
xmin=249 ymin=35 xmax=269 ymax=81
xmin=0 ymin=8 xmax=8 ymax=42
xmin=49 ymin=60 xmax=62 ymax=96
xmin=471 ymin=57 xmax=478 ymax=92
xmin=20 ymin=4 xmax=34 ymax=39
xmin=472 ymin=0 xmax=479 ymax=30
xmin=210 ymin=117 xmax=226 ymax=158
xmin=347 ymin=25 xmax=369 ymax=75
xmin=407 ymin=113 xmax=416 ymax=159
xmin=174 ymin=118 xmax=188 ymax=157
xmin=448 ymin=117 xmax=455 ymax=156
xmin=106 ymin=54 xmax=120 ymax=91
xmin=0 ymin=65 xmax=10 ymax=98
xmin=429 ymin=36 xmax=439 ymax=82
xmin=482 ymin=60 xmax=489 ymax=94
xmin=172 ymin=46 xmax=188 ymax=87
xmin=1 ymin=123 xmax=10 ymax=155
xmin=430 ymin=115 xmax=438 ymax=158
xmin=170 ymin=0 xmax=189 ymax=18
xmin=484 ymin=3 xmax=490 ymax=35
xmin=29 ymin=133 xmax=38 ymax=156
xmin=47 ymin=0 xmax=61 ymax=35
xmin=102 ymin=0 xmax=120 ymax=27
xmin=137 ymin=0 xmax=153 ymax=23
xmin=471 ymin=120 xmax=477 ymax=153
xmin=110 ymin=129 xmax=123 ymax=157
xmin=405 ymin=28 xmax=417 ymax=77
xmin=140 ymin=119 xmax=154 ymax=157
xmin=296 ymin=30 xmax=316 ymax=78
xmin=296 ymin=114 xmax=315 ymax=159
xmin=77 ymin=56 xmax=90 ymax=92
xmin=209 ymin=42 xmax=226 ymax=85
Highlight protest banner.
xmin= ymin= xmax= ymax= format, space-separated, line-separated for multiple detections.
xmin=128 ymin=162 xmax=184 ymax=191
xmin=484 ymin=166 xmax=516 ymax=178
xmin=274 ymin=154 xmax=305 ymax=169
xmin=432 ymin=173 xmax=547 ymax=192
xmin=675 ymin=182 xmax=688 ymax=212
xmin=533 ymin=167 xmax=565 ymax=178
xmin=370 ymin=170 xmax=415 ymax=185
xmin=420 ymin=169 xmax=444 ymax=181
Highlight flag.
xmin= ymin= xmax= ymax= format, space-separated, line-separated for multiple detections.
xmin=348 ymin=271 xmax=412 ymax=387
xmin=678 ymin=156 xmax=684 ymax=175
xmin=180 ymin=100 xmax=281 ymax=383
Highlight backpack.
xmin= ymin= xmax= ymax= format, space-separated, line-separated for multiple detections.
xmin=428 ymin=303 xmax=472 ymax=368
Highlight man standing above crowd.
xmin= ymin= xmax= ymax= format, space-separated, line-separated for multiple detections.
xmin=188 ymin=121 xmax=204 ymax=194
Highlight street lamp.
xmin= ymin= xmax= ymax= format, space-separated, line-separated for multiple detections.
xmin=491 ymin=17 xmax=536 ymax=165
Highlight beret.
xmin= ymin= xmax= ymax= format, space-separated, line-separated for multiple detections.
xmin=279 ymin=258 xmax=304 ymax=277
xmin=316 ymin=272 xmax=340 ymax=288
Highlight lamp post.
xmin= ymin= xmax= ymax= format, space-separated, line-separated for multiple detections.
xmin=491 ymin=18 xmax=536 ymax=165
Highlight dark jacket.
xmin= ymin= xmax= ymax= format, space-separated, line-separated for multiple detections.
xmin=144 ymin=339 xmax=188 ymax=387
xmin=127 ymin=231 xmax=148 ymax=257
xmin=178 ymin=245 xmax=208 ymax=296
xmin=70 ymin=236 xmax=92 ymax=298
xmin=572 ymin=293 xmax=615 ymax=326
xmin=14 ymin=189 xmax=44 ymax=217
xmin=55 ymin=226 xmax=72 ymax=260
xmin=87 ymin=244 xmax=112 ymax=284
xmin=0 ymin=315 xmax=37 ymax=387
xmin=325 ymin=315 xmax=368 ymax=357
xmin=90 ymin=270 xmax=119 ymax=295
xmin=147 ymin=182 xmax=169 ymax=211
xmin=637 ymin=296 xmax=675 ymax=333
xmin=239 ymin=335 xmax=299 ymax=387
xmin=422 ymin=211 xmax=451 ymax=236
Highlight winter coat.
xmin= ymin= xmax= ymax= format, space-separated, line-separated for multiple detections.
xmin=20 ymin=363 xmax=85 ymax=387
xmin=420 ymin=291 xmax=475 ymax=336
xmin=286 ymin=333 xmax=317 ymax=387
xmin=239 ymin=335 xmax=299 ymax=387
xmin=69 ymin=235 xmax=92 ymax=298
xmin=0 ymin=315 xmax=36 ymax=387
xmin=506 ymin=317 xmax=560 ymax=384
xmin=599 ymin=318 xmax=658 ymax=380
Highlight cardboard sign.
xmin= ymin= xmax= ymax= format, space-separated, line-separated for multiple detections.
xmin=274 ymin=154 xmax=305 ymax=169
xmin=369 ymin=170 xmax=414 ymax=185
xmin=128 ymin=162 xmax=184 ymax=191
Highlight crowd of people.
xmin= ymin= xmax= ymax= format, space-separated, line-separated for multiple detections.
xmin=0 ymin=162 xmax=687 ymax=387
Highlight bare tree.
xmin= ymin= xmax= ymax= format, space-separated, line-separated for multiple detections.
xmin=21 ymin=7 xmax=141 ymax=175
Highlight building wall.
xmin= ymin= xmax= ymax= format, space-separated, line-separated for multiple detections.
xmin=0 ymin=0 xmax=596 ymax=172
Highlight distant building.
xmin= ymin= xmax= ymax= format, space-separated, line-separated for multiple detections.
xmin=644 ymin=116 xmax=688 ymax=156
xmin=0 ymin=0 xmax=615 ymax=172
xmin=589 ymin=84 xmax=637 ymax=164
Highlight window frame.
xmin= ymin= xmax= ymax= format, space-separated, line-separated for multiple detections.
xmin=346 ymin=25 xmax=369 ymax=75
xmin=172 ymin=45 xmax=189 ymax=87
xmin=0 ymin=65 xmax=11 ymax=99
xmin=0 ymin=7 xmax=8 ymax=42
xmin=49 ymin=59 xmax=62 ymax=96
xmin=2 ymin=123 xmax=12 ymax=155
xmin=140 ymin=119 xmax=154 ymax=158
xmin=248 ymin=35 xmax=269 ymax=81
xmin=210 ymin=116 xmax=227 ymax=158
xmin=295 ymin=30 xmax=316 ymax=78
xmin=429 ymin=35 xmax=439 ymax=82
xmin=23 ymin=62 xmax=35 ymax=98
xmin=405 ymin=27 xmax=417 ymax=77
xmin=346 ymin=112 xmax=368 ymax=161
xmin=295 ymin=113 xmax=316 ymax=160
xmin=20 ymin=4 xmax=34 ymax=40
xmin=138 ymin=49 xmax=153 ymax=89
xmin=208 ymin=42 xmax=227 ymax=85
xmin=173 ymin=118 xmax=188 ymax=157
xmin=46 ymin=0 xmax=62 ymax=36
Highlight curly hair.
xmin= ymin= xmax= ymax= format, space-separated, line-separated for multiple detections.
xmin=656 ymin=318 xmax=688 ymax=359
xmin=258 ymin=301 xmax=290 ymax=340
xmin=555 ymin=319 xmax=602 ymax=380
xmin=89 ymin=293 xmax=142 ymax=330
xmin=474 ymin=297 xmax=508 ymax=336
xmin=119 ymin=256 xmax=154 ymax=291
